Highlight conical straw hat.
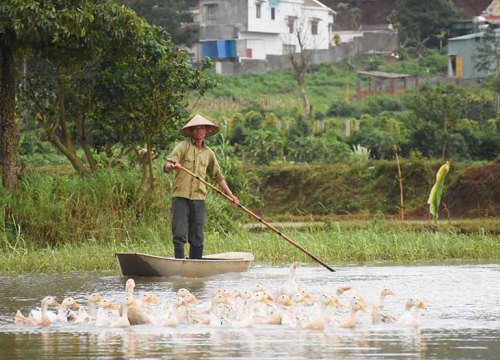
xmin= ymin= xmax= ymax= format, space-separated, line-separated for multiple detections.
xmin=180 ymin=114 xmax=219 ymax=137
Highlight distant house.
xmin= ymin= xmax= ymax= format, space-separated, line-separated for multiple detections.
xmin=195 ymin=0 xmax=335 ymax=61
xmin=481 ymin=0 xmax=500 ymax=25
xmin=447 ymin=29 xmax=500 ymax=79
xmin=446 ymin=0 xmax=500 ymax=79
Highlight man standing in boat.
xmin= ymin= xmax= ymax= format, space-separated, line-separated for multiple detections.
xmin=164 ymin=114 xmax=240 ymax=259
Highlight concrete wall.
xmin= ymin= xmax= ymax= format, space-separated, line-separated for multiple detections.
xmin=239 ymin=33 xmax=283 ymax=58
xmin=214 ymin=30 xmax=398 ymax=75
xmin=200 ymin=0 xmax=247 ymax=39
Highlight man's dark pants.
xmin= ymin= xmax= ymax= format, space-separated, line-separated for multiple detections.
xmin=172 ymin=197 xmax=206 ymax=259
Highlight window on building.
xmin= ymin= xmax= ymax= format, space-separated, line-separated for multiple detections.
xmin=206 ymin=4 xmax=217 ymax=21
xmin=311 ymin=19 xmax=318 ymax=35
xmin=256 ymin=3 xmax=261 ymax=18
xmin=271 ymin=7 xmax=275 ymax=20
xmin=287 ymin=17 xmax=295 ymax=34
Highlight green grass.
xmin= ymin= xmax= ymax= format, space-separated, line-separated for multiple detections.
xmin=193 ymin=65 xmax=358 ymax=117
xmin=193 ymin=51 xmax=448 ymax=119
xmin=1 ymin=221 xmax=498 ymax=273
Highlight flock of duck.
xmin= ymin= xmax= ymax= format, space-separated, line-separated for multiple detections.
xmin=14 ymin=262 xmax=426 ymax=331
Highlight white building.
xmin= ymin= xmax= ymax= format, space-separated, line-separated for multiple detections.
xmin=196 ymin=0 xmax=335 ymax=61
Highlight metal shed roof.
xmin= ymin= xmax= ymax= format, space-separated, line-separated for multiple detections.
xmin=357 ymin=71 xmax=414 ymax=78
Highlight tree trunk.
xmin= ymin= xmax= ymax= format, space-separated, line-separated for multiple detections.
xmin=76 ymin=111 xmax=98 ymax=172
xmin=46 ymin=127 xmax=88 ymax=174
xmin=299 ymin=78 xmax=311 ymax=118
xmin=146 ymin=140 xmax=156 ymax=190
xmin=82 ymin=143 xmax=98 ymax=171
xmin=0 ymin=28 xmax=19 ymax=188
xmin=290 ymin=32 xmax=311 ymax=119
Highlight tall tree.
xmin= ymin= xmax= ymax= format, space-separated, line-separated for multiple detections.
xmin=475 ymin=29 xmax=500 ymax=75
xmin=94 ymin=24 xmax=215 ymax=202
xmin=0 ymin=0 xmax=145 ymax=187
xmin=404 ymin=85 xmax=494 ymax=159
xmin=120 ymin=0 xmax=199 ymax=46
xmin=476 ymin=29 xmax=500 ymax=116
xmin=287 ymin=18 xmax=313 ymax=118
xmin=397 ymin=0 xmax=460 ymax=46
xmin=0 ymin=25 xmax=17 ymax=188
xmin=333 ymin=2 xmax=361 ymax=30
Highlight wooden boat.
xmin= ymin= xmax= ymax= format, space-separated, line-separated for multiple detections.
xmin=115 ymin=252 xmax=254 ymax=278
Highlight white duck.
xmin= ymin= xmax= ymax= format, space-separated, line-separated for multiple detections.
xmin=31 ymin=298 xmax=77 ymax=324
xmin=255 ymin=293 xmax=282 ymax=325
xmin=375 ymin=288 xmax=395 ymax=309
xmin=14 ymin=310 xmax=32 ymax=326
xmin=138 ymin=292 xmax=161 ymax=317
xmin=210 ymin=293 xmax=234 ymax=326
xmin=110 ymin=295 xmax=133 ymax=328
xmin=95 ymin=298 xmax=118 ymax=327
xmin=398 ymin=298 xmax=426 ymax=327
xmin=174 ymin=296 xmax=191 ymax=324
xmin=338 ymin=298 xmax=366 ymax=329
xmin=120 ymin=280 xmax=150 ymax=325
xmin=278 ymin=261 xmax=300 ymax=298
xmin=276 ymin=294 xmax=297 ymax=325
xmin=126 ymin=298 xmax=151 ymax=325
xmin=73 ymin=293 xmax=102 ymax=324
xmin=233 ymin=290 xmax=254 ymax=320
xmin=57 ymin=297 xmax=81 ymax=323
xmin=371 ymin=304 xmax=397 ymax=324
xmin=318 ymin=294 xmax=343 ymax=316
xmin=296 ymin=294 xmax=341 ymax=331
xmin=158 ymin=301 xmax=180 ymax=327
xmin=177 ymin=288 xmax=196 ymax=300
xmin=226 ymin=291 xmax=269 ymax=328
xmin=87 ymin=293 xmax=102 ymax=319
xmin=125 ymin=278 xmax=136 ymax=295
xmin=22 ymin=296 xmax=60 ymax=327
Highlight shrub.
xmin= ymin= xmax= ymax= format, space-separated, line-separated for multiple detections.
xmin=361 ymin=94 xmax=403 ymax=115
xmin=285 ymin=135 xmax=350 ymax=163
xmin=242 ymin=129 xmax=285 ymax=165
xmin=327 ymin=101 xmax=362 ymax=118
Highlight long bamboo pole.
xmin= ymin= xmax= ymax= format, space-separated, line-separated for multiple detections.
xmin=168 ymin=161 xmax=335 ymax=272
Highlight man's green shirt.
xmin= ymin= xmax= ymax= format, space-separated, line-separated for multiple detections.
xmin=167 ymin=139 xmax=225 ymax=200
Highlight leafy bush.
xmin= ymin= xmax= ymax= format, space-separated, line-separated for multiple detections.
xmin=242 ymin=129 xmax=285 ymax=164
xmin=285 ymin=135 xmax=350 ymax=163
xmin=347 ymin=114 xmax=409 ymax=159
xmin=327 ymin=101 xmax=362 ymax=118
xmin=476 ymin=132 xmax=500 ymax=160
xmin=287 ymin=114 xmax=313 ymax=138
xmin=244 ymin=110 xmax=264 ymax=129
xmin=418 ymin=50 xmax=448 ymax=74
xmin=381 ymin=51 xmax=444 ymax=76
xmin=349 ymin=144 xmax=371 ymax=165
xmin=361 ymin=94 xmax=404 ymax=115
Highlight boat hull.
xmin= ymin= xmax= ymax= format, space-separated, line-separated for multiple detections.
xmin=115 ymin=252 xmax=254 ymax=278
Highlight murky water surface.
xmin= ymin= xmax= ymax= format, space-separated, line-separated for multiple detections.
xmin=0 ymin=264 xmax=499 ymax=359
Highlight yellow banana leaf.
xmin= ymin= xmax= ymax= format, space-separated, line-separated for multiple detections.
xmin=427 ymin=161 xmax=450 ymax=223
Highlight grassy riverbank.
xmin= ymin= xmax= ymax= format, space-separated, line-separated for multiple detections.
xmin=1 ymin=166 xmax=498 ymax=273
xmin=1 ymin=220 xmax=498 ymax=273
